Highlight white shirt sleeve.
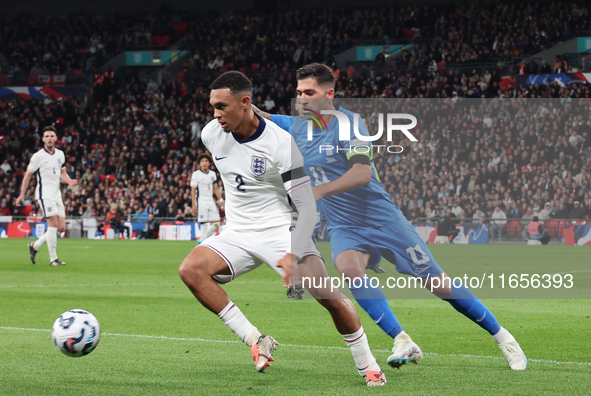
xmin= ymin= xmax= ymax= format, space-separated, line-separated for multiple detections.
xmin=190 ymin=172 xmax=199 ymax=187
xmin=27 ymin=153 xmax=40 ymax=173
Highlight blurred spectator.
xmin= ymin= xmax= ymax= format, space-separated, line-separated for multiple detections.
xmin=0 ymin=198 xmax=11 ymax=216
xmin=0 ymin=159 xmax=11 ymax=174
xmin=139 ymin=213 xmax=159 ymax=239
xmin=490 ymin=205 xmax=507 ymax=241
xmin=437 ymin=208 xmax=460 ymax=241
xmin=539 ymin=202 xmax=552 ymax=220
xmin=569 ymin=201 xmax=584 ymax=219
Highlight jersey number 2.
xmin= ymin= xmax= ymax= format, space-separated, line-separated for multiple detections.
xmin=235 ymin=175 xmax=246 ymax=191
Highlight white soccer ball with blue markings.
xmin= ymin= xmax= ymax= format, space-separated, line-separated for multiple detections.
xmin=52 ymin=309 xmax=101 ymax=357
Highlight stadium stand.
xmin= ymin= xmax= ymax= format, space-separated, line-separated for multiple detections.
xmin=0 ymin=3 xmax=590 ymax=242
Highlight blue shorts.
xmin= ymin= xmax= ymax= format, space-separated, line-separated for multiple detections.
xmin=328 ymin=215 xmax=444 ymax=279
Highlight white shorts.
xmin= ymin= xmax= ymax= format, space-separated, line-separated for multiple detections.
xmin=202 ymin=224 xmax=322 ymax=284
xmin=38 ymin=198 xmax=65 ymax=218
xmin=198 ymin=201 xmax=220 ymax=222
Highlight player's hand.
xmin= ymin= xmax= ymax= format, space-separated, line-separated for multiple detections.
xmin=192 ymin=208 xmax=197 ymax=217
xmin=277 ymin=253 xmax=297 ymax=288
xmin=218 ymin=202 xmax=225 ymax=211
xmin=15 ymin=194 xmax=24 ymax=206
xmin=69 ymin=179 xmax=78 ymax=186
xmin=312 ymin=186 xmax=324 ymax=202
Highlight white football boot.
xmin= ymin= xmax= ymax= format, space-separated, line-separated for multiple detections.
xmin=250 ymin=334 xmax=279 ymax=373
xmin=387 ymin=331 xmax=423 ymax=368
xmin=493 ymin=326 xmax=527 ymax=370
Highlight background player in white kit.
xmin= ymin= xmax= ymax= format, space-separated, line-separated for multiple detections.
xmin=190 ymin=154 xmax=223 ymax=243
xmin=15 ymin=126 xmax=78 ymax=265
xmin=178 ymin=71 xmax=387 ymax=387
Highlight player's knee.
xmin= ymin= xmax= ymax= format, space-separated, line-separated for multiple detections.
xmin=335 ymin=263 xmax=365 ymax=280
xmin=424 ymin=275 xmax=452 ymax=298
xmin=316 ymin=297 xmax=341 ymax=312
xmin=179 ymin=256 xmax=207 ymax=284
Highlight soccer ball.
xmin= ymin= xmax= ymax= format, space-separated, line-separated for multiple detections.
xmin=52 ymin=309 xmax=101 ymax=357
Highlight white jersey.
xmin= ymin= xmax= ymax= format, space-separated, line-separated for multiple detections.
xmin=27 ymin=147 xmax=66 ymax=201
xmin=190 ymin=169 xmax=217 ymax=204
xmin=201 ymin=115 xmax=305 ymax=230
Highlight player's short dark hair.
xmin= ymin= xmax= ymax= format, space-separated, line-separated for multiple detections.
xmin=211 ymin=71 xmax=252 ymax=97
xmin=296 ymin=63 xmax=335 ymax=88
xmin=197 ymin=154 xmax=212 ymax=164
xmin=42 ymin=126 xmax=57 ymax=136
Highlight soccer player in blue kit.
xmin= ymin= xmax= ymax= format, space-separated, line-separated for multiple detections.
xmin=253 ymin=63 xmax=527 ymax=371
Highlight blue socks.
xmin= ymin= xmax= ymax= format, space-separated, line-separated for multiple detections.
xmin=349 ymin=277 xmax=403 ymax=339
xmin=444 ymin=283 xmax=501 ymax=335
xmin=347 ymin=276 xmax=501 ymax=338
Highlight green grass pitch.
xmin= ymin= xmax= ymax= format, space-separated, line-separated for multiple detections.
xmin=0 ymin=239 xmax=590 ymax=395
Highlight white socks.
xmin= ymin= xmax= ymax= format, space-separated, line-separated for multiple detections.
xmin=492 ymin=326 xmax=515 ymax=345
xmin=33 ymin=232 xmax=48 ymax=250
xmin=46 ymin=227 xmax=58 ymax=262
xmin=342 ymin=327 xmax=378 ymax=376
xmin=218 ymin=301 xmax=261 ymax=347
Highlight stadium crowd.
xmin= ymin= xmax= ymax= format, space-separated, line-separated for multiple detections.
xmin=2 ymin=1 xmax=590 ymax=86
xmin=1 ymin=73 xmax=590 ymax=227
xmin=1 ymin=3 xmax=591 ymax=234
xmin=0 ymin=12 xmax=185 ymax=85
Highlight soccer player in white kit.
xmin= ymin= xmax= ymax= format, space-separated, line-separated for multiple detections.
xmin=178 ymin=71 xmax=386 ymax=386
xmin=190 ymin=154 xmax=223 ymax=243
xmin=15 ymin=126 xmax=78 ymax=265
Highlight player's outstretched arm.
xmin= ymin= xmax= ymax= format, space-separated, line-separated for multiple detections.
xmin=252 ymin=104 xmax=292 ymax=133
xmin=15 ymin=170 xmax=34 ymax=205
xmin=313 ymin=162 xmax=372 ymax=201
xmin=60 ymin=168 xmax=78 ymax=186
xmin=251 ymin=104 xmax=272 ymax=120
xmin=213 ymin=184 xmax=224 ymax=211
xmin=191 ymin=187 xmax=197 ymax=217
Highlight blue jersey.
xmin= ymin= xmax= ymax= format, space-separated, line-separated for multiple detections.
xmin=272 ymin=107 xmax=399 ymax=231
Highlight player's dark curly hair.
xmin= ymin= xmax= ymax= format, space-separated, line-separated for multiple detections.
xmin=197 ymin=154 xmax=212 ymax=164
xmin=296 ymin=63 xmax=335 ymax=88
xmin=42 ymin=126 xmax=58 ymax=136
xmin=211 ymin=71 xmax=252 ymax=96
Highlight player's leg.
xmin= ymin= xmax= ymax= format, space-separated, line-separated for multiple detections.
xmin=45 ymin=215 xmax=60 ymax=265
xmin=334 ymin=249 xmax=404 ymax=338
xmin=48 ymin=201 xmax=67 ymax=265
xmin=29 ymin=200 xmax=49 ymax=263
xmin=334 ymin=249 xmax=421 ymax=368
xmin=34 ymin=199 xmax=64 ymax=265
xmin=423 ymin=271 xmax=526 ymax=369
xmin=178 ymin=234 xmax=276 ymax=373
xmin=386 ymin=219 xmax=526 ymax=370
xmin=298 ymin=254 xmax=386 ymax=386
xmin=203 ymin=203 xmax=220 ymax=239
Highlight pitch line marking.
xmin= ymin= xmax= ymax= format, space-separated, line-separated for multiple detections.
xmin=1 ymin=326 xmax=589 ymax=367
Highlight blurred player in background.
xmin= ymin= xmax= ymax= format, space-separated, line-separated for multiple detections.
xmin=191 ymin=154 xmax=224 ymax=244
xmin=179 ymin=71 xmax=387 ymax=386
xmin=15 ymin=126 xmax=78 ymax=266
xmin=254 ymin=63 xmax=527 ymax=371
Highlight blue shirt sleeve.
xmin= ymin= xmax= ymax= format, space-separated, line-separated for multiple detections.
xmin=271 ymin=114 xmax=292 ymax=133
